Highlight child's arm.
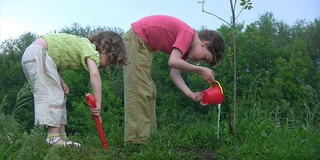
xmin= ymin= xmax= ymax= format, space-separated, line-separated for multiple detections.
xmin=168 ymin=48 xmax=216 ymax=84
xmin=86 ymin=58 xmax=102 ymax=116
xmin=58 ymin=69 xmax=69 ymax=96
xmin=170 ymin=68 xmax=202 ymax=102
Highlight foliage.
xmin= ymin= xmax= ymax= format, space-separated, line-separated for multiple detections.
xmin=1 ymin=93 xmax=319 ymax=159
xmin=240 ymin=0 xmax=253 ymax=10
xmin=0 ymin=14 xmax=320 ymax=159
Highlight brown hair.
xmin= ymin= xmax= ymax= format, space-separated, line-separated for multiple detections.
xmin=88 ymin=31 xmax=127 ymax=68
xmin=198 ymin=30 xmax=226 ymax=66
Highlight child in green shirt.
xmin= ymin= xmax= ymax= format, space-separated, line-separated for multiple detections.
xmin=21 ymin=31 xmax=126 ymax=147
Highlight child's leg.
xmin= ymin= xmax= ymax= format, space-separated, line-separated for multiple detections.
xmin=48 ymin=126 xmax=60 ymax=134
xmin=47 ymin=126 xmax=66 ymax=146
xmin=22 ymin=45 xmax=77 ymax=147
xmin=123 ymin=29 xmax=156 ymax=144
xmin=46 ymin=106 xmax=66 ymax=147
xmin=22 ymin=45 xmax=63 ymax=146
xmin=58 ymin=99 xmax=81 ymax=147
xmin=59 ymin=124 xmax=67 ymax=140
xmin=59 ymin=97 xmax=67 ymax=137
xmin=58 ymin=124 xmax=81 ymax=147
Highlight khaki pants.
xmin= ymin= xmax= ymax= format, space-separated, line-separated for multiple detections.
xmin=21 ymin=45 xmax=67 ymax=127
xmin=123 ymin=29 xmax=157 ymax=144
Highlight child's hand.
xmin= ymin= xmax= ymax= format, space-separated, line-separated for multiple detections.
xmin=98 ymin=116 xmax=102 ymax=124
xmin=200 ymin=101 xmax=209 ymax=106
xmin=61 ymin=82 xmax=69 ymax=96
xmin=199 ymin=92 xmax=209 ymax=106
xmin=200 ymin=67 xmax=215 ymax=84
xmin=188 ymin=91 xmax=202 ymax=102
xmin=90 ymin=104 xmax=101 ymax=116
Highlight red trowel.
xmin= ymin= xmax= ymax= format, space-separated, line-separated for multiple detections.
xmin=85 ymin=93 xmax=108 ymax=150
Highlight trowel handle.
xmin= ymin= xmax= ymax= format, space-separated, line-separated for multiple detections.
xmin=85 ymin=93 xmax=108 ymax=150
xmin=85 ymin=94 xmax=96 ymax=108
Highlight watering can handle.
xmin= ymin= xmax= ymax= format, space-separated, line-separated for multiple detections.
xmin=209 ymin=81 xmax=224 ymax=94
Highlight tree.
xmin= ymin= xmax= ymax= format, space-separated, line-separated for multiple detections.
xmin=0 ymin=33 xmax=36 ymax=128
xmin=198 ymin=0 xmax=253 ymax=135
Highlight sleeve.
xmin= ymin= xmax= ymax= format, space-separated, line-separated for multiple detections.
xmin=80 ymin=40 xmax=100 ymax=71
xmin=172 ymin=29 xmax=195 ymax=60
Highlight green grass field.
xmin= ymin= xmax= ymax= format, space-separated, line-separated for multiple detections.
xmin=1 ymin=102 xmax=319 ymax=160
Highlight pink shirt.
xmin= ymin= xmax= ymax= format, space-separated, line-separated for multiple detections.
xmin=131 ymin=15 xmax=195 ymax=59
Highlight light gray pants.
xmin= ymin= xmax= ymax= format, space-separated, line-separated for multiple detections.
xmin=21 ymin=44 xmax=67 ymax=127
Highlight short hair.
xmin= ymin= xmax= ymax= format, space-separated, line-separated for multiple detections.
xmin=198 ymin=30 xmax=226 ymax=66
xmin=88 ymin=31 xmax=127 ymax=68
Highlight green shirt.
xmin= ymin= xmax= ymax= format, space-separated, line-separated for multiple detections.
xmin=41 ymin=33 xmax=100 ymax=70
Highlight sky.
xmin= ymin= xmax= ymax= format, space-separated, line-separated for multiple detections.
xmin=0 ymin=0 xmax=319 ymax=43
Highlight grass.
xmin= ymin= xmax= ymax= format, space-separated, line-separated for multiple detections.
xmin=1 ymin=84 xmax=319 ymax=159
xmin=1 ymin=105 xmax=319 ymax=160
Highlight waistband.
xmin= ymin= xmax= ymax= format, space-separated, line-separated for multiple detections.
xmin=27 ymin=44 xmax=48 ymax=53
xmin=29 ymin=44 xmax=46 ymax=49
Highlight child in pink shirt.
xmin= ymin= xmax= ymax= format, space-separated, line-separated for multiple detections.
xmin=123 ymin=15 xmax=226 ymax=144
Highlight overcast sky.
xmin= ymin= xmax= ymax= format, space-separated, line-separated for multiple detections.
xmin=1 ymin=0 xmax=319 ymax=43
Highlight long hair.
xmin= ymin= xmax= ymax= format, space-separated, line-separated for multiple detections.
xmin=88 ymin=31 xmax=127 ymax=68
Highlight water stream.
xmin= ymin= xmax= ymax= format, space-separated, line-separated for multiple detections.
xmin=216 ymin=104 xmax=221 ymax=139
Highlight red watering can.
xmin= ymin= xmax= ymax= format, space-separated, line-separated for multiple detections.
xmin=201 ymin=81 xmax=224 ymax=105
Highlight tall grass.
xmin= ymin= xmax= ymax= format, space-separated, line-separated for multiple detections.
xmin=219 ymin=103 xmax=320 ymax=159
xmin=0 ymin=85 xmax=319 ymax=159
xmin=0 ymin=82 xmax=33 ymax=160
